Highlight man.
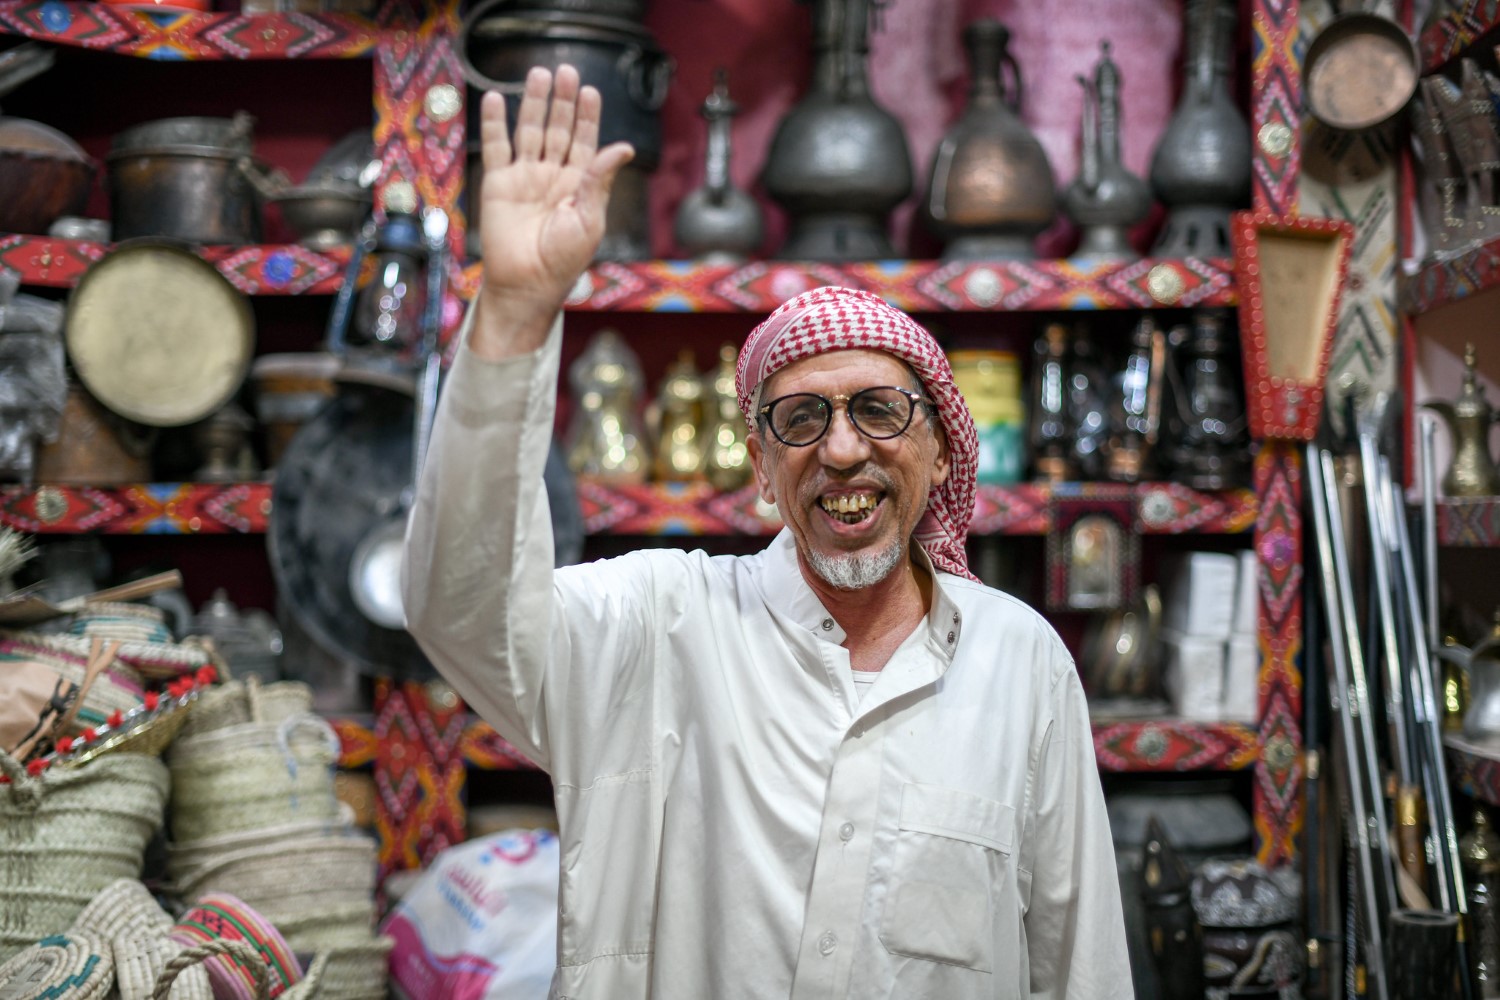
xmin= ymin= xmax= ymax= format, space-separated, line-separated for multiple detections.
xmin=403 ymin=64 xmax=1130 ymax=999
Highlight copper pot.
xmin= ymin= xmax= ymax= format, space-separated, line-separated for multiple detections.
xmin=0 ymin=117 xmax=95 ymax=236
xmin=33 ymin=383 xmax=153 ymax=485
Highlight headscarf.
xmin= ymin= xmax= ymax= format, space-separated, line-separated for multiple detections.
xmin=735 ymin=286 xmax=978 ymax=581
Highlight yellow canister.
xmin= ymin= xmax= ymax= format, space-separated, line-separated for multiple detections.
xmin=948 ymin=349 xmax=1026 ymax=484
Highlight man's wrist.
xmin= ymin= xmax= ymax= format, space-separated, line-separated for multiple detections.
xmin=469 ymin=287 xmax=561 ymax=361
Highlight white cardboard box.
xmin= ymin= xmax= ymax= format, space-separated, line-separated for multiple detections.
xmin=1223 ymin=633 xmax=1259 ymax=723
xmin=1232 ymin=550 xmax=1260 ymax=636
xmin=1161 ymin=628 xmax=1227 ymax=721
xmin=1160 ymin=551 xmax=1240 ymax=640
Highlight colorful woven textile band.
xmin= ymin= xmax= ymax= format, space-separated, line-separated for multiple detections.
xmin=170 ymin=893 xmax=301 ymax=999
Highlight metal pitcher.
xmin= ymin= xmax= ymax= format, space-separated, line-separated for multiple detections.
xmin=1423 ymin=342 xmax=1500 ymax=497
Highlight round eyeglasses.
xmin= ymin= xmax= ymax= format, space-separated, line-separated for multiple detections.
xmin=757 ymin=386 xmax=935 ymax=447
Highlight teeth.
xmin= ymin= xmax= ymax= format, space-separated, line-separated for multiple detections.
xmin=820 ymin=493 xmax=878 ymax=515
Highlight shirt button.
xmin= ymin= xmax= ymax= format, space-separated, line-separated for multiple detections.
xmin=818 ymin=931 xmax=838 ymax=956
xmin=838 ymin=822 xmax=855 ymax=842
xmin=821 ymin=618 xmax=835 ymax=631
xmin=947 ymin=631 xmax=956 ymax=643
xmin=952 ymin=612 xmax=960 ymax=624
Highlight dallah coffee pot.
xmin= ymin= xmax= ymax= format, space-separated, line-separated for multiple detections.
xmin=1423 ymin=343 xmax=1500 ymax=497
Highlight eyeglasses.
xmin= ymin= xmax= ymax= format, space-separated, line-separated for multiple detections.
xmin=756 ymin=387 xmax=935 ymax=447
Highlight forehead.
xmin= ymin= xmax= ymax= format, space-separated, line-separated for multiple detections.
xmin=761 ymin=349 xmax=914 ymax=398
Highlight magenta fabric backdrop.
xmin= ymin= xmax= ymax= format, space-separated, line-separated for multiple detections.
xmin=641 ymin=0 xmax=1188 ymax=259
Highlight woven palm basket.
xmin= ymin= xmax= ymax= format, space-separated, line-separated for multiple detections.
xmin=166 ymin=813 xmax=354 ymax=884
xmin=167 ymin=715 xmax=340 ymax=842
xmin=288 ymin=937 xmax=393 ymax=1000
xmin=268 ymin=902 xmax=377 ymax=955
xmin=176 ymin=679 xmax=314 ymax=742
xmin=172 ymin=833 xmax=377 ymax=919
xmin=0 ymin=632 xmax=146 ymax=730
xmin=0 ymin=931 xmax=115 ymax=1000
xmin=0 ymin=751 xmax=169 ymax=962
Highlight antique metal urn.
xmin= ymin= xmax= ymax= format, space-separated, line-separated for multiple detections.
xmin=763 ymin=0 xmax=912 ymax=260
xmin=1148 ymin=0 xmax=1251 ymax=257
xmin=1060 ymin=41 xmax=1151 ymax=259
xmin=1422 ymin=342 xmax=1500 ymax=497
xmin=674 ymin=70 xmax=764 ymax=262
xmin=921 ymin=19 xmax=1056 ymax=261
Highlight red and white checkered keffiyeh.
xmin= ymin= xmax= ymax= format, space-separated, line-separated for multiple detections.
xmin=736 ymin=286 xmax=978 ymax=581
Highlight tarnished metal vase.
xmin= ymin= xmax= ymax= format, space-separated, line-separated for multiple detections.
xmin=1422 ymin=342 xmax=1500 ymax=498
xmin=1148 ymin=0 xmax=1251 ymax=257
xmin=922 ymin=19 xmax=1056 ymax=261
xmin=763 ymin=0 xmax=912 ymax=261
xmin=674 ymin=70 xmax=764 ymax=263
xmin=1061 ymin=41 xmax=1151 ymax=260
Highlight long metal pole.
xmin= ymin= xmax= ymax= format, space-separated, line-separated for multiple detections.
xmin=1421 ymin=413 xmax=1440 ymax=656
xmin=1309 ymin=445 xmax=1392 ymax=1000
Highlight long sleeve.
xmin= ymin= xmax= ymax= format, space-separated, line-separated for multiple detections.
xmin=1022 ymin=656 xmax=1132 ymax=999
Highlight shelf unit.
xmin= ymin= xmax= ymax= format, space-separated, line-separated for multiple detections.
xmin=0 ymin=0 xmax=1311 ymax=873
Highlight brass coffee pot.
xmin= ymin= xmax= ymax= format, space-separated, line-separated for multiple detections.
xmin=652 ymin=349 xmax=707 ymax=482
xmin=1423 ymin=343 xmax=1500 ymax=497
xmin=565 ymin=328 xmax=650 ymax=484
xmin=702 ymin=343 xmax=752 ymax=490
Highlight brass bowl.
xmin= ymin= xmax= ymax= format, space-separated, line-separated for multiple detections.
xmin=270 ymin=184 xmax=372 ymax=251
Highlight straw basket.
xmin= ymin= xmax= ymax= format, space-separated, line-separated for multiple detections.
xmin=167 ymin=714 xmax=340 ymax=842
xmin=68 ymin=602 xmax=174 ymax=644
xmin=71 ymin=877 xmax=173 ymax=942
xmin=167 ymin=814 xmax=353 ymax=882
xmin=172 ymin=834 xmax=377 ymax=918
xmin=0 ymin=632 xmax=145 ymax=728
xmin=115 ymin=934 xmax=214 ymax=1000
xmin=150 ymin=939 xmax=271 ymax=1000
xmin=69 ymin=879 xmax=213 ymax=1000
xmin=292 ymin=937 xmax=393 ymax=1000
xmin=0 ymin=931 xmax=115 ymax=1000
xmin=266 ymin=903 xmax=377 ymax=954
xmin=176 ymin=678 xmax=313 ymax=742
xmin=0 ymin=750 xmax=169 ymax=961
xmin=171 ymin=893 xmax=303 ymax=999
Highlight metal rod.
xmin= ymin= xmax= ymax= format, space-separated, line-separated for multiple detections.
xmin=1383 ymin=455 xmax=1467 ymax=915
xmin=1358 ymin=411 xmax=1417 ymax=790
xmin=1421 ymin=413 xmax=1440 ymax=656
xmin=1309 ymin=444 xmax=1392 ymax=1000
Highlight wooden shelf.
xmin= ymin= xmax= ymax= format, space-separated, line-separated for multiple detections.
xmin=0 ymin=0 xmax=380 ymax=59
xmin=0 ymin=235 xmax=348 ymax=294
xmin=1447 ymin=732 xmax=1500 ymax=806
xmin=1430 ymin=497 xmax=1500 ymax=547
xmin=0 ymin=480 xmax=1257 ymax=537
xmin=1419 ymin=0 xmax=1500 ymax=72
xmin=453 ymin=256 xmax=1238 ymax=314
xmin=0 ymin=482 xmax=272 ymax=534
xmin=332 ymin=712 xmax=1261 ymax=774
xmin=1401 ymin=235 xmax=1500 ymax=316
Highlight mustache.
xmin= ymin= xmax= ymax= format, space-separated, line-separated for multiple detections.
xmin=798 ymin=466 xmax=896 ymax=504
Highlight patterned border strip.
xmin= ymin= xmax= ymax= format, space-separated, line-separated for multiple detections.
xmin=1434 ymin=497 xmax=1500 ymax=547
xmin=0 ymin=481 xmax=1256 ymax=537
xmin=1251 ymin=442 xmax=1305 ymax=866
xmin=338 ymin=711 xmax=1259 ymax=775
xmin=1419 ymin=0 xmax=1500 ymax=71
xmin=1250 ymin=0 xmax=1302 ymax=215
xmin=0 ymin=1 xmax=379 ymax=59
xmin=0 ymin=235 xmax=348 ymax=295
xmin=0 ymin=483 xmax=272 ymax=534
xmin=1401 ymin=235 xmax=1500 ymax=315
xmin=457 ymin=257 xmax=1238 ymax=313
xmin=1091 ymin=720 xmax=1261 ymax=772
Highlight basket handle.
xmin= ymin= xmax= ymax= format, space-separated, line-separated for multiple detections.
xmin=152 ymin=939 xmax=270 ymax=1000
xmin=247 ymin=674 xmax=263 ymax=724
xmin=0 ymin=746 xmax=40 ymax=809
xmin=281 ymin=951 xmax=328 ymax=1000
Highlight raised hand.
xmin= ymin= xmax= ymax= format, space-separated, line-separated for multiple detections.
xmin=471 ymin=64 xmax=634 ymax=359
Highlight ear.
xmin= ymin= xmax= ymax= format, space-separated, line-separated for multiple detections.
xmin=748 ymin=431 xmax=777 ymax=504
xmin=929 ymin=424 xmax=951 ymax=489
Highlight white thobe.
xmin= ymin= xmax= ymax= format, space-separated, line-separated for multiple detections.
xmin=402 ymin=312 xmax=1131 ymax=999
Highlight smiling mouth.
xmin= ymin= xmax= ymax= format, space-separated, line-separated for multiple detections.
xmin=818 ymin=491 xmax=883 ymax=525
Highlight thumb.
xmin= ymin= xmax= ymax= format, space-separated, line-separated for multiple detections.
xmin=576 ymin=141 xmax=635 ymax=221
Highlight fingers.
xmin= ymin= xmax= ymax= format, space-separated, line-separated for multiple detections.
xmin=568 ymin=84 xmax=603 ymax=169
xmin=575 ymin=140 xmax=635 ymax=219
xmin=513 ymin=66 xmax=551 ymax=161
xmin=478 ymin=90 xmax=511 ymax=175
xmin=543 ymin=64 xmax=580 ymax=163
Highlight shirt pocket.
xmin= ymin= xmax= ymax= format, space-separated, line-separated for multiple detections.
xmin=878 ymin=782 xmax=1015 ymax=973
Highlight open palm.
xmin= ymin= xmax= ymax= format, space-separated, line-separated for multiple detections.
xmin=477 ymin=65 xmax=633 ymax=318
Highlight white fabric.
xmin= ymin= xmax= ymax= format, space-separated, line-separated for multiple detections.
xmin=402 ymin=310 xmax=1131 ymax=1000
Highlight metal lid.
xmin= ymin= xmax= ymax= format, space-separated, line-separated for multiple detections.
xmin=108 ymin=112 xmax=255 ymax=159
xmin=64 ymin=241 xmax=254 ymax=427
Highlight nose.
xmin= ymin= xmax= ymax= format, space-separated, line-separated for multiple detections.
xmin=817 ymin=406 xmax=872 ymax=469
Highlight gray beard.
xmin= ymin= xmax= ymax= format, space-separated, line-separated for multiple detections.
xmin=805 ymin=536 xmax=906 ymax=590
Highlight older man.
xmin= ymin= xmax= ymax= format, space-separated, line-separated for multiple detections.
xmin=403 ymin=65 xmax=1129 ymax=999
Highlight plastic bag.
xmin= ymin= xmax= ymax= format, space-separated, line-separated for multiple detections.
xmin=382 ymin=828 xmax=559 ymax=1000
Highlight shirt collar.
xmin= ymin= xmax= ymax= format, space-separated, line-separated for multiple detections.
xmin=759 ymin=528 xmax=963 ymax=666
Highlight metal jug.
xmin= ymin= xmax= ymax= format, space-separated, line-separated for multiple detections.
xmin=1422 ymin=342 xmax=1500 ymax=497
xmin=1060 ymin=41 xmax=1151 ymax=260
xmin=674 ymin=71 xmax=763 ymax=263
xmin=1464 ymin=610 xmax=1500 ymax=741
